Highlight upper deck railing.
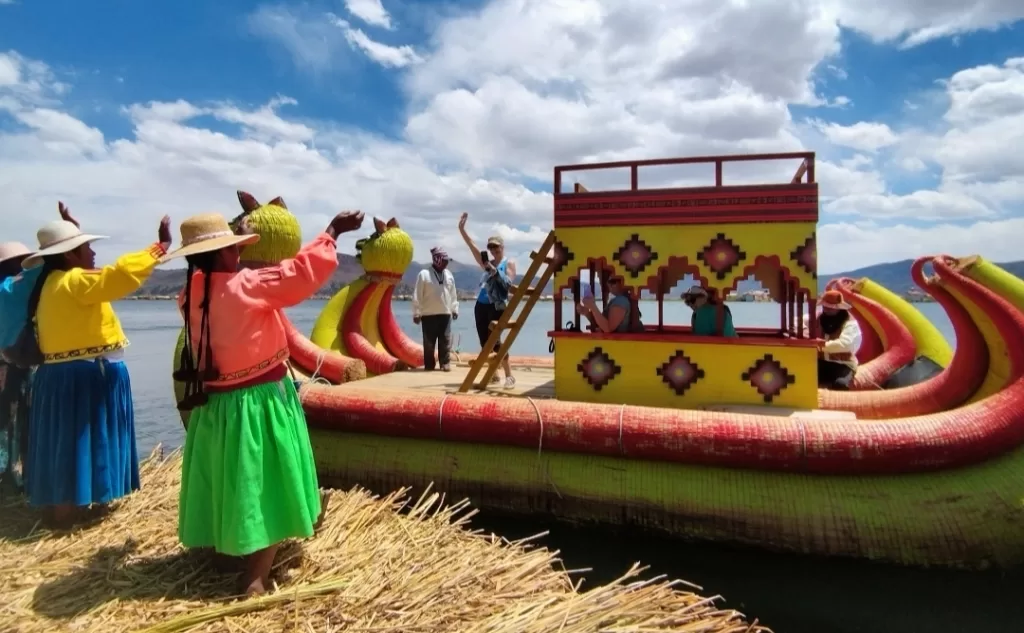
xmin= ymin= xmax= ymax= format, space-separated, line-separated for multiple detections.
xmin=552 ymin=152 xmax=818 ymax=228
xmin=553 ymin=151 xmax=815 ymax=194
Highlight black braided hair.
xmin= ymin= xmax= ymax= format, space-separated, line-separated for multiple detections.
xmin=173 ymin=251 xmax=220 ymax=411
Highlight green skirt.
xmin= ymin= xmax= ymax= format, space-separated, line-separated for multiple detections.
xmin=178 ymin=378 xmax=321 ymax=556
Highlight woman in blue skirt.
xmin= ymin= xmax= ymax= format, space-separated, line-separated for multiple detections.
xmin=23 ymin=214 xmax=172 ymax=528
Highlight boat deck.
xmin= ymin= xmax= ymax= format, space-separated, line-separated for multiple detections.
xmin=345 ymin=364 xmax=857 ymax=419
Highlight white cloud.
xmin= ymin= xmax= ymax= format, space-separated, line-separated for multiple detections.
xmin=3 ymin=2 xmax=1024 ymax=276
xmin=827 ymin=0 xmax=1024 ymax=48
xmin=332 ymin=18 xmax=423 ymax=68
xmin=344 ymin=0 xmax=393 ymax=29
xmin=812 ymin=120 xmax=899 ymax=152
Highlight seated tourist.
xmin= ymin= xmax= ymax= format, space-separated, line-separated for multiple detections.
xmin=576 ymin=277 xmax=642 ymax=333
xmin=683 ymin=285 xmax=737 ymax=337
xmin=814 ymin=290 xmax=862 ymax=390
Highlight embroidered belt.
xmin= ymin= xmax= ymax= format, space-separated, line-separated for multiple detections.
xmin=43 ymin=340 xmax=129 ymax=363
xmin=828 ymin=352 xmax=854 ymax=361
xmin=209 ymin=347 xmax=289 ymax=383
xmin=206 ymin=363 xmax=288 ymax=394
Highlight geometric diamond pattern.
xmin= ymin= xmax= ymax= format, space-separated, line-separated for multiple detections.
xmin=577 ymin=346 xmax=622 ymax=391
xmin=741 ymin=354 xmax=796 ymax=404
xmin=613 ymin=232 xmax=658 ymax=278
xmin=790 ymin=233 xmax=817 ymax=278
xmin=697 ymin=232 xmax=746 ymax=280
xmin=656 ymin=350 xmax=705 ymax=396
xmin=551 ymin=238 xmax=575 ymax=276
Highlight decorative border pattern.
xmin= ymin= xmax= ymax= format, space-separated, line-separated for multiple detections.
xmin=656 ymin=350 xmax=705 ymax=396
xmin=577 ymin=347 xmax=622 ymax=391
xmin=213 ymin=347 xmax=290 ymax=382
xmin=697 ymin=232 xmax=747 ymax=281
xmin=613 ymin=233 xmax=658 ymax=278
xmin=741 ymin=353 xmax=796 ymax=403
xmin=790 ymin=234 xmax=817 ymax=278
xmin=550 ymin=239 xmax=575 ymax=276
xmin=44 ymin=340 xmax=129 ymax=363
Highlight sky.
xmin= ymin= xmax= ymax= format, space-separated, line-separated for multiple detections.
xmin=1 ymin=0 xmax=1022 ymax=275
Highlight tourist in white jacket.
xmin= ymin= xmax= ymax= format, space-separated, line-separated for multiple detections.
xmin=812 ymin=289 xmax=862 ymax=390
xmin=412 ymin=247 xmax=459 ymax=371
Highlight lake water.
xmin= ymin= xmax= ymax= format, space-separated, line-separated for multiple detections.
xmin=117 ymin=299 xmax=1021 ymax=633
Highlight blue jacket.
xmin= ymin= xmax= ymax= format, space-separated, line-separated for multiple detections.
xmin=0 ymin=267 xmax=43 ymax=349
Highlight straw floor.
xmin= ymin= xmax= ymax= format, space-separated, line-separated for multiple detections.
xmin=0 ymin=450 xmax=765 ymax=633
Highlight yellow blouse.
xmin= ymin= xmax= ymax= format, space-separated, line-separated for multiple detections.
xmin=36 ymin=243 xmax=166 ymax=363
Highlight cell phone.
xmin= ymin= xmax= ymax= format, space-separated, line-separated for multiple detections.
xmin=480 ymin=250 xmax=489 ymax=263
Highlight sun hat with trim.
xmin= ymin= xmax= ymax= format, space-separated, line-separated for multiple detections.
xmin=681 ymin=285 xmax=708 ymax=300
xmin=486 ymin=235 xmax=504 ymax=248
xmin=0 ymin=242 xmax=33 ymax=266
xmin=159 ymin=213 xmax=260 ymax=264
xmin=818 ymin=289 xmax=852 ymax=311
xmin=22 ymin=221 xmax=108 ymax=269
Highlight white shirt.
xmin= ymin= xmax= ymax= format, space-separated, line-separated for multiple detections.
xmin=413 ymin=267 xmax=459 ymax=318
xmin=804 ymin=313 xmax=863 ymax=370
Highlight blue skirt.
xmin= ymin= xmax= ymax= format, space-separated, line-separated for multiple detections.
xmin=27 ymin=358 xmax=140 ymax=507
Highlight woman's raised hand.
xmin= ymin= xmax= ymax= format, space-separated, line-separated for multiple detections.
xmin=58 ymin=201 xmax=80 ymax=228
xmin=326 ymin=210 xmax=365 ymax=239
xmin=158 ymin=215 xmax=172 ymax=247
xmin=458 ymin=212 xmax=468 ymax=231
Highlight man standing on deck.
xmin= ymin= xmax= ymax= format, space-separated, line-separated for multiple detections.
xmin=814 ymin=290 xmax=862 ymax=390
xmin=412 ymin=247 xmax=459 ymax=372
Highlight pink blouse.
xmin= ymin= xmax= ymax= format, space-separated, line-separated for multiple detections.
xmin=178 ymin=232 xmax=338 ymax=387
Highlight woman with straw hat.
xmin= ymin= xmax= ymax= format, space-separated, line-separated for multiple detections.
xmin=24 ymin=210 xmax=172 ymax=527
xmin=0 ymin=203 xmax=81 ymax=495
xmin=167 ymin=209 xmax=364 ymax=596
xmin=812 ymin=289 xmax=862 ymax=390
xmin=0 ymin=240 xmax=36 ymax=494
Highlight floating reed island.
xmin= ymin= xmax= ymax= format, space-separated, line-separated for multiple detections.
xmin=1 ymin=450 xmax=765 ymax=633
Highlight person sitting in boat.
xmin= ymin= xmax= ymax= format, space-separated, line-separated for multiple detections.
xmin=24 ymin=212 xmax=171 ymax=529
xmin=683 ymin=285 xmax=737 ymax=337
xmin=576 ymin=277 xmax=643 ymax=333
xmin=412 ymin=247 xmax=459 ymax=372
xmin=169 ymin=209 xmax=364 ymax=597
xmin=457 ymin=212 xmax=516 ymax=389
xmin=813 ymin=290 xmax=862 ymax=390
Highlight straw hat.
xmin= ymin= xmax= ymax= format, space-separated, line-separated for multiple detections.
xmin=486 ymin=235 xmax=504 ymax=248
xmin=159 ymin=213 xmax=260 ymax=264
xmin=22 ymin=221 xmax=108 ymax=269
xmin=818 ymin=289 xmax=852 ymax=311
xmin=0 ymin=242 xmax=32 ymax=265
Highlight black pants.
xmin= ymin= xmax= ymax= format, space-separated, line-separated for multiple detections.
xmin=474 ymin=301 xmax=504 ymax=353
xmin=818 ymin=359 xmax=854 ymax=390
xmin=421 ymin=314 xmax=452 ymax=370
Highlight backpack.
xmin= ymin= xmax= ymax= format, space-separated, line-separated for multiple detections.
xmin=2 ymin=271 xmax=47 ymax=368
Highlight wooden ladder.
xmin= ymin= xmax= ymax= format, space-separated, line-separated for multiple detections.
xmin=458 ymin=230 xmax=557 ymax=392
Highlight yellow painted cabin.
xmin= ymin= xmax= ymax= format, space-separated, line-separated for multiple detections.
xmin=547 ymin=152 xmax=822 ymax=410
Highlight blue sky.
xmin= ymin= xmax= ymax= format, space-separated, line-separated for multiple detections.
xmin=1 ymin=0 xmax=1023 ymax=273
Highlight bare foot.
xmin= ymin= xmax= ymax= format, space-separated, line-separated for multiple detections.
xmin=313 ymin=491 xmax=330 ymax=533
xmin=243 ymin=577 xmax=267 ymax=597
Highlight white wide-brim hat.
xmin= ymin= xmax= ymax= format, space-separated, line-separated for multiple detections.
xmin=159 ymin=212 xmax=259 ymax=264
xmin=0 ymin=242 xmax=33 ymax=266
xmin=22 ymin=220 xmax=108 ymax=269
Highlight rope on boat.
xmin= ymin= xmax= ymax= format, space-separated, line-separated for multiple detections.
xmin=617 ymin=403 xmax=627 ymax=455
xmin=438 ymin=392 xmax=451 ymax=438
xmin=525 ymin=397 xmax=543 ymax=456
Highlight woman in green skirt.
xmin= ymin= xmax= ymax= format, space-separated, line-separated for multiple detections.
xmin=164 ymin=209 xmax=365 ymax=595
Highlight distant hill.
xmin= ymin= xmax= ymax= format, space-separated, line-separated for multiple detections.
xmin=135 ymin=256 xmax=1024 ymax=299
xmin=819 ymin=259 xmax=1024 ymax=295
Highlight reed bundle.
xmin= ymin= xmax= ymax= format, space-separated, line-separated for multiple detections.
xmin=0 ymin=450 xmax=765 ymax=633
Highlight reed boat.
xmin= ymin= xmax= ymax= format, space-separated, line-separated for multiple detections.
xmin=172 ymin=153 xmax=1024 ymax=569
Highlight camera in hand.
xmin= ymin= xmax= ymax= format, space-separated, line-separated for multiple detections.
xmin=480 ymin=250 xmax=489 ymax=264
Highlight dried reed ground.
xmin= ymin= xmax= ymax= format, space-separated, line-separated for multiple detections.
xmin=0 ymin=450 xmax=766 ymax=633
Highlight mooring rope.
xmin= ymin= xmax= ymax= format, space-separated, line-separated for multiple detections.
xmin=438 ymin=393 xmax=451 ymax=438
xmin=617 ymin=403 xmax=628 ymax=455
xmin=525 ymin=396 xmax=544 ymax=455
